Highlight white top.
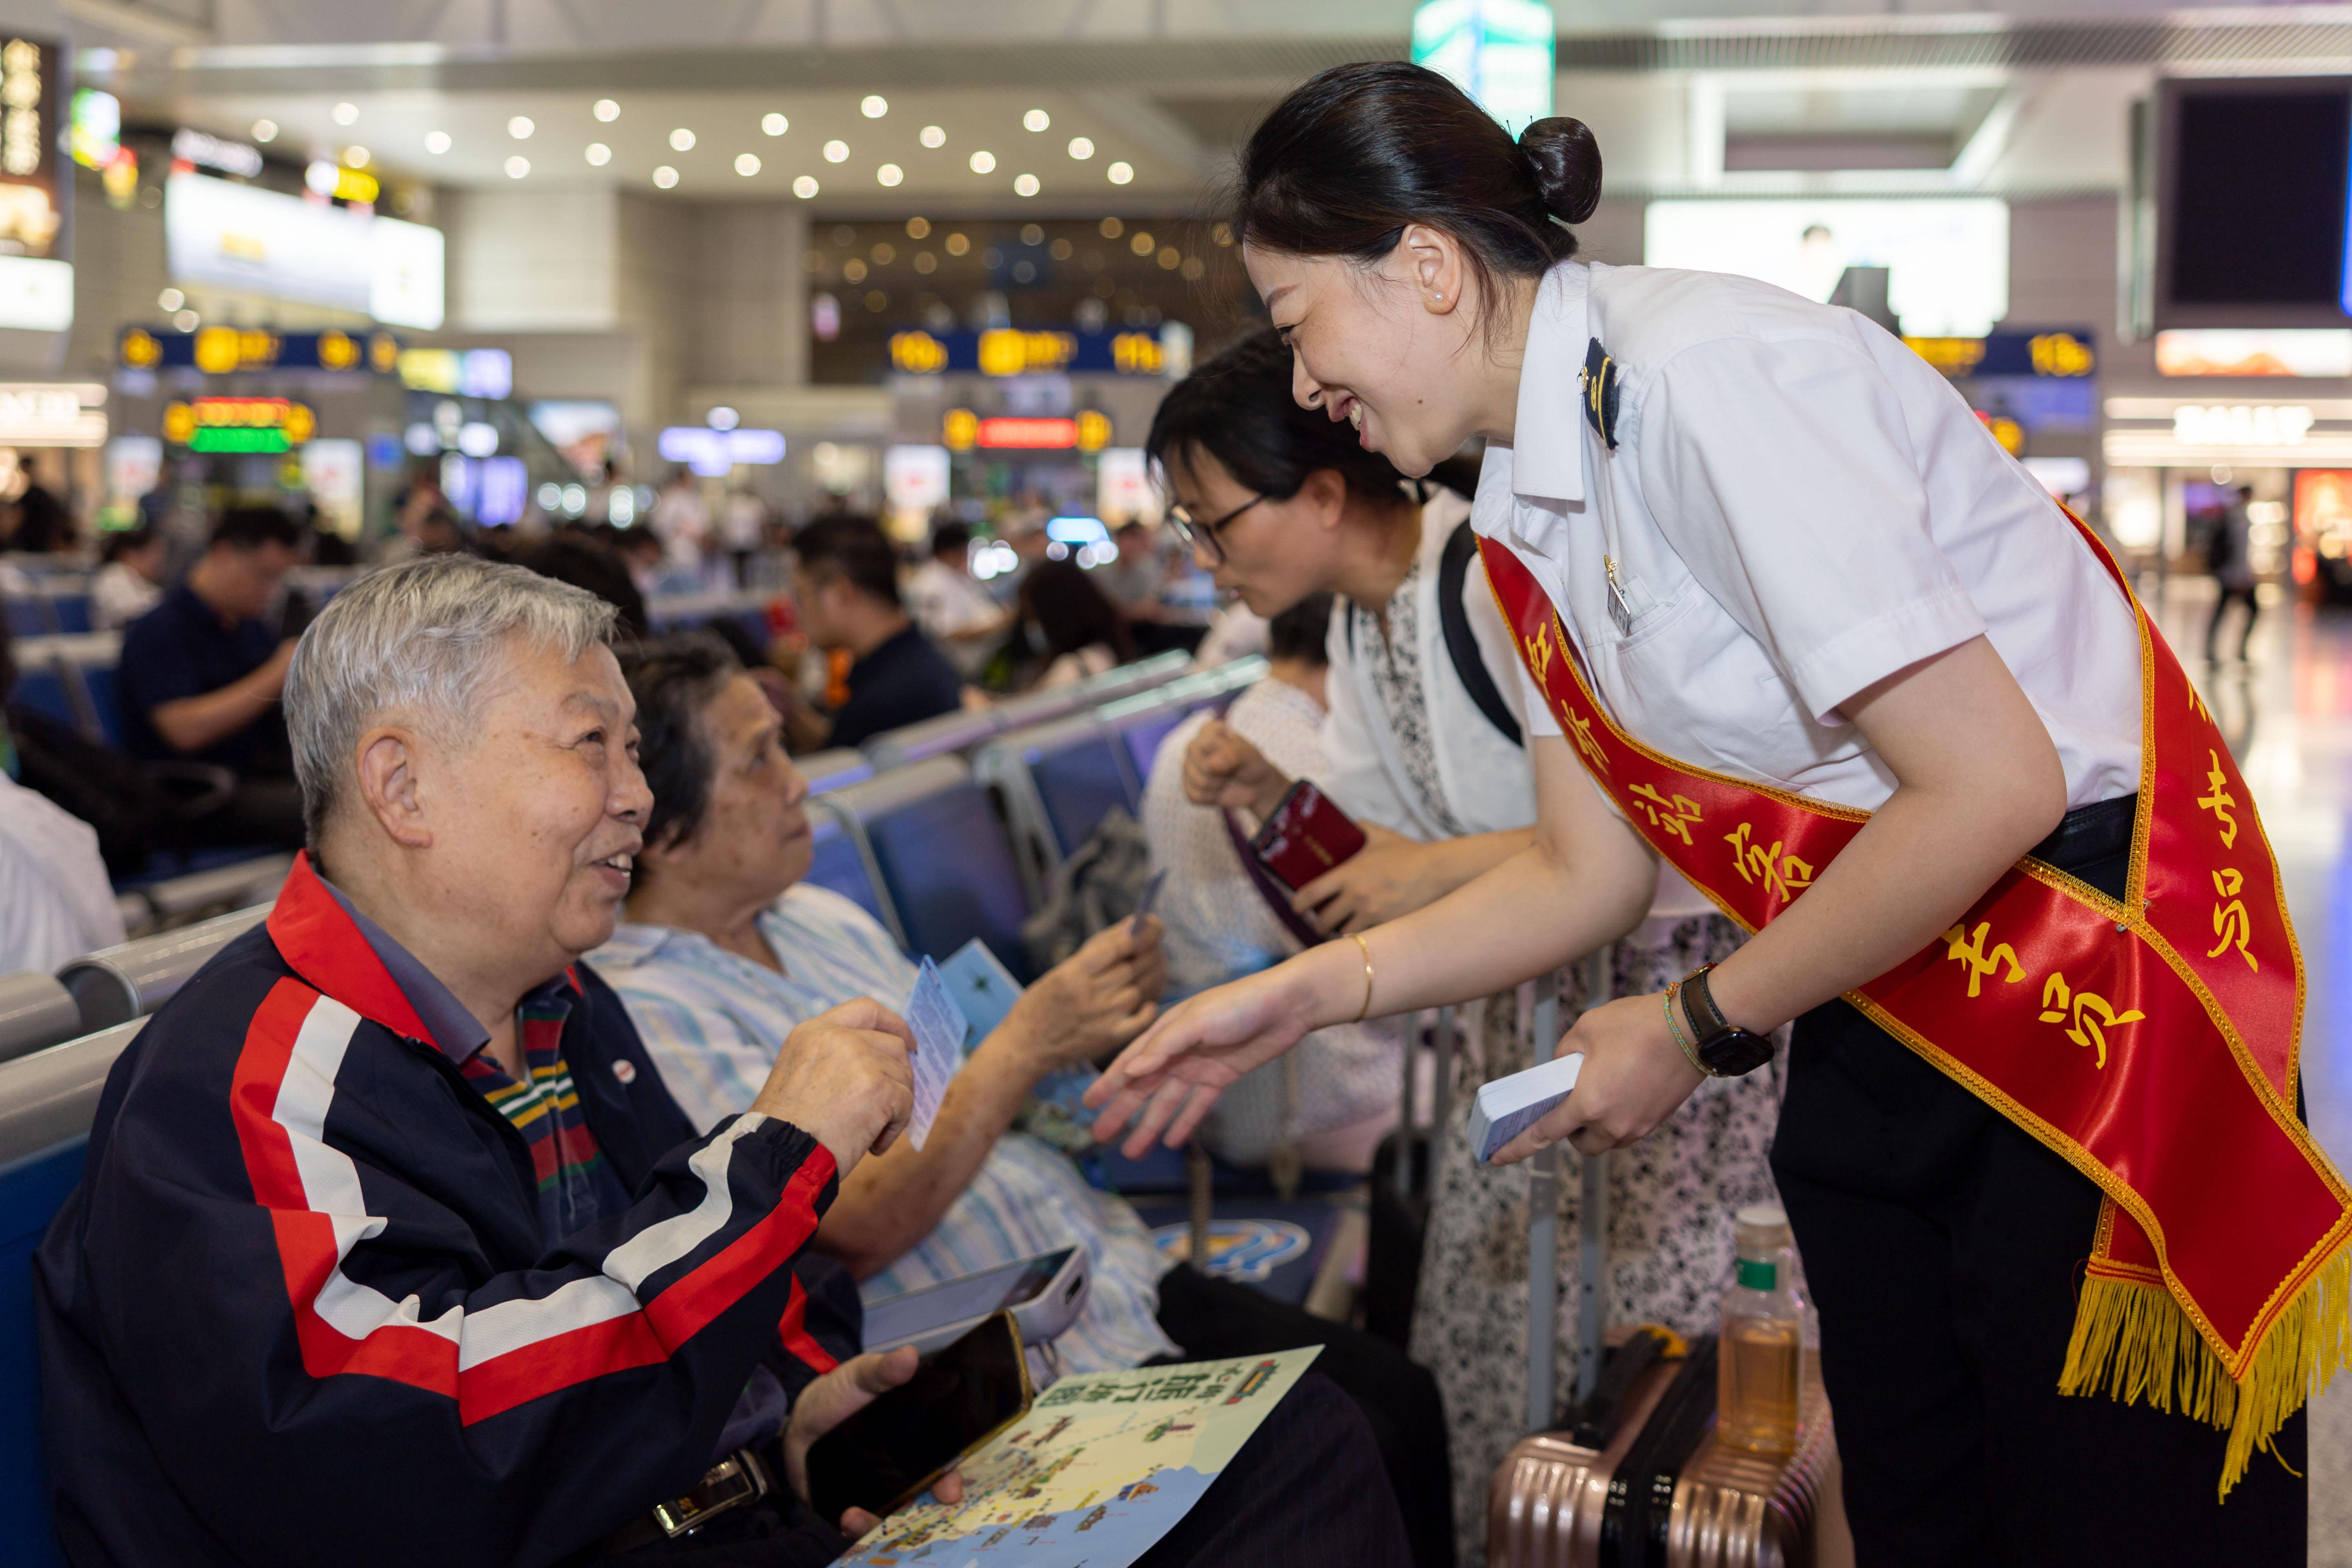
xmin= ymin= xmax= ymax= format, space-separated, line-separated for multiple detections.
xmin=1477 ymin=260 xmax=2141 ymax=813
xmin=719 ymin=492 xmax=767 ymax=550
xmin=1038 ymin=643 xmax=1119 ymax=690
xmin=0 ymin=771 xmax=125 ymax=973
xmin=904 ymin=557 xmax=1003 ymax=638
xmin=1319 ymin=488 xmax=1530 ymax=842
xmin=91 ymin=562 xmax=162 ymax=630
xmin=1318 ymin=488 xmax=1711 ymax=918
xmin=1192 ymin=601 xmax=1269 ymax=667
xmin=1142 ymin=683 xmax=1404 ymax=1157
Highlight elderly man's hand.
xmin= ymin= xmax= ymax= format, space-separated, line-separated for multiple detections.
xmin=1006 ymin=916 xmax=1167 ymax=1073
xmin=782 ymin=1347 xmax=966 ymax=1540
xmin=751 ymin=997 xmax=916 ymax=1176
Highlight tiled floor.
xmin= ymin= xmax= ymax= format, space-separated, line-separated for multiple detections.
xmin=2152 ymin=577 xmax=2352 ymax=1565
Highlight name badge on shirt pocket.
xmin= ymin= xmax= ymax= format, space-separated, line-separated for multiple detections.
xmin=1602 ymin=555 xmax=1659 ymax=637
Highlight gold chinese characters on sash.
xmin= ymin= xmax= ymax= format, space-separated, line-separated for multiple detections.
xmin=1479 ymin=513 xmax=2348 ymax=1495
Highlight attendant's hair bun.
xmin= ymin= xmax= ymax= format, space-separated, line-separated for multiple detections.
xmin=1518 ymin=118 xmax=1601 ymax=226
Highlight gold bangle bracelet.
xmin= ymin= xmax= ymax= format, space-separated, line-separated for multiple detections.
xmin=1352 ymin=933 xmax=1375 ymax=1023
xmin=1663 ymin=983 xmax=1709 ymax=1076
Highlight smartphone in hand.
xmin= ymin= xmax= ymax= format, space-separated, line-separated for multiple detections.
xmin=1249 ymin=779 xmax=1368 ymax=894
xmin=803 ymin=1311 xmax=1033 ymax=1524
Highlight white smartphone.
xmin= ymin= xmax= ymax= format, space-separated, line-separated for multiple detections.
xmin=859 ymin=1246 xmax=1091 ymax=1356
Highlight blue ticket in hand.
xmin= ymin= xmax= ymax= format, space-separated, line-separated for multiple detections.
xmin=1130 ymin=868 xmax=1168 ymax=931
xmin=904 ymin=958 xmax=968 ymax=1151
xmin=1467 ymin=1053 xmax=1584 ymax=1163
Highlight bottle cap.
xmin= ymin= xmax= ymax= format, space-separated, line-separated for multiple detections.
xmin=1733 ymin=1204 xmax=1793 ymax=1265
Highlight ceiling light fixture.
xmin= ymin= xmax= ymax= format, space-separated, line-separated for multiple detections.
xmin=1067 ymin=136 xmax=1094 ymax=160
xmin=823 ymin=140 xmax=849 ymax=163
xmin=1014 ymin=173 xmax=1040 ymax=196
xmin=920 ymin=125 xmax=946 ymax=149
xmin=332 ymin=102 xmax=358 ymax=126
xmin=425 ymin=130 xmax=451 ymax=154
xmin=1107 ymin=160 xmax=1134 ymax=185
xmin=505 ymin=156 xmax=529 ymax=179
xmin=653 ymin=165 xmax=679 ymax=188
xmin=593 ymin=98 xmax=620 ymax=122
xmin=157 ymin=287 xmax=182 ymax=310
xmin=878 ymin=163 xmax=904 ymax=186
xmin=507 ymin=116 xmax=534 ymax=139
xmin=969 ymin=149 xmax=995 ymax=174
xmin=735 ymin=153 xmax=760 ymax=176
xmin=251 ymin=118 xmax=277 ymax=142
xmin=1023 ymin=109 xmax=1050 ymax=132
xmin=586 ymin=142 xmax=611 ymax=165
xmin=792 ymin=175 xmax=818 ymax=198
xmin=860 ymin=95 xmax=888 ymax=119
xmin=670 ymin=128 xmax=695 ymax=151
xmin=762 ymin=113 xmax=787 ymax=136
xmin=344 ymin=146 xmax=370 ymax=168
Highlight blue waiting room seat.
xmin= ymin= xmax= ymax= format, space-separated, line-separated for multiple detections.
xmin=822 ymin=757 xmax=1034 ymax=981
xmin=0 ymin=1019 xmax=145 ymax=1568
xmin=797 ymin=804 xmax=907 ymax=949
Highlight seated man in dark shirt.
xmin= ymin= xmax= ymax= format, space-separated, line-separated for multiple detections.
xmin=782 ymin=514 xmax=966 ymax=751
xmin=118 ymin=505 xmax=307 ymax=846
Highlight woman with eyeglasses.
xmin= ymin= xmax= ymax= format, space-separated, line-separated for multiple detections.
xmin=1147 ymin=328 xmax=1780 ymax=1563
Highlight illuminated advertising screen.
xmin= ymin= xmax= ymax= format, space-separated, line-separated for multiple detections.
xmin=165 ymin=172 xmax=445 ymax=328
xmin=1644 ymin=199 xmax=2009 ymax=338
xmin=1412 ymin=0 xmax=1555 ymax=136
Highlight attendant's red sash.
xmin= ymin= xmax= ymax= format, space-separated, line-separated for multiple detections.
xmin=1479 ymin=513 xmax=2348 ymax=1494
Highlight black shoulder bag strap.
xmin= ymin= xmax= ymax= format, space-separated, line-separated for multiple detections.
xmin=1436 ymin=519 xmax=1524 ymax=749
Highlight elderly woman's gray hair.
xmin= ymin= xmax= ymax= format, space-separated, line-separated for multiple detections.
xmin=285 ymin=555 xmax=620 ymax=842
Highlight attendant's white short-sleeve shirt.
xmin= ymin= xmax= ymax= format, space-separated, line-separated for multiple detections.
xmin=1478 ymin=261 xmax=2141 ymax=813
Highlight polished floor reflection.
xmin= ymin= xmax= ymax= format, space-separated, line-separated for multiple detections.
xmin=2149 ymin=579 xmax=2352 ymax=1564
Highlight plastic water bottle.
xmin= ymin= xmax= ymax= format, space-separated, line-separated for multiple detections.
xmin=1717 ymin=1204 xmax=1804 ymax=1454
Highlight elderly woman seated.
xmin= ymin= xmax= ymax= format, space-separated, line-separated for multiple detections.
xmin=596 ymin=637 xmax=1454 ymax=1566
xmin=598 ymin=635 xmax=1176 ymax=1370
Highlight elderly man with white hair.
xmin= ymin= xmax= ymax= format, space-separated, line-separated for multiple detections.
xmin=35 ymin=557 xmax=946 ymax=1568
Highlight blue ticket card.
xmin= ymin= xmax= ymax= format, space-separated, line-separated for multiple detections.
xmin=938 ymin=939 xmax=1026 ymax=1055
xmin=1129 ymin=868 xmax=1168 ymax=931
xmin=904 ymin=957 xmax=968 ymax=1152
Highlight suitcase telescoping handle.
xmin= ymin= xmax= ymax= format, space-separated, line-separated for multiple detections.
xmin=1528 ymin=946 xmax=1615 ymax=1433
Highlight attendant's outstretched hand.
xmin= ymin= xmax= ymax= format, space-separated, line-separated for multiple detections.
xmin=1082 ymin=964 xmax=1321 ymax=1157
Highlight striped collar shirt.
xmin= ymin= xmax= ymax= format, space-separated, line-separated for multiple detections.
xmin=318 ymin=874 xmax=628 ymax=1245
xmin=593 ymin=884 xmax=1179 ymax=1374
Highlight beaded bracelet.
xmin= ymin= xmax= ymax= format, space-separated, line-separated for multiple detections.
xmin=1663 ymin=983 xmax=1709 ymax=1076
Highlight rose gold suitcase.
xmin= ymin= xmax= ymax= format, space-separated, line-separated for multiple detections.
xmin=1487 ymin=1348 xmax=1848 ymax=1568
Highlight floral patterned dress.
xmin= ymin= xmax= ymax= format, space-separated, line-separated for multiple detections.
xmin=1408 ymin=924 xmax=1785 ymax=1566
xmin=1340 ymin=534 xmax=1786 ymax=1566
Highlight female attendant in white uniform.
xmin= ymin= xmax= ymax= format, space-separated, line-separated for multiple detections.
xmin=1146 ymin=330 xmax=1780 ymax=1562
xmin=1090 ymin=62 xmax=2323 ymax=1566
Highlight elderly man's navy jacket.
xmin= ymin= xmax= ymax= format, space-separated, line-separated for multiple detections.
xmin=36 ymin=854 xmax=846 ymax=1567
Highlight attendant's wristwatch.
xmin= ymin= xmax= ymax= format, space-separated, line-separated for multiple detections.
xmin=1676 ymin=964 xmax=1776 ymax=1078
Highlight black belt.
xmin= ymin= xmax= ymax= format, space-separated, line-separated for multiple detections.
xmin=2026 ymin=793 xmax=2138 ymax=873
xmin=605 ymin=1447 xmax=773 ymax=1555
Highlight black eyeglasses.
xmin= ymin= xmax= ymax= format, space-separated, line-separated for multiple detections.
xmin=1165 ymin=493 xmax=1268 ymax=565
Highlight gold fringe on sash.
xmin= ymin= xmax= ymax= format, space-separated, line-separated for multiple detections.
xmin=2060 ymin=1245 xmax=2352 ymax=1496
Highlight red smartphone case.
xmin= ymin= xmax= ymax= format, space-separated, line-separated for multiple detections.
xmin=1250 ymin=779 xmax=1368 ymax=893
